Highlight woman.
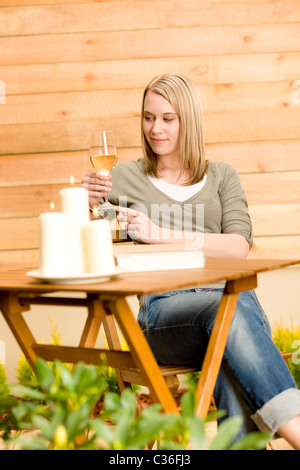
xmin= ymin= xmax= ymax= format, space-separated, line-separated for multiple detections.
xmin=82 ymin=73 xmax=300 ymax=448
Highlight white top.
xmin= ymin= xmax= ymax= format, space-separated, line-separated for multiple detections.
xmin=148 ymin=173 xmax=224 ymax=289
xmin=148 ymin=175 xmax=207 ymax=202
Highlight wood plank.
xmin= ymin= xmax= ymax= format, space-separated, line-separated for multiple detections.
xmin=1 ymin=0 xmax=298 ymax=6
xmin=204 ymin=108 xmax=300 ymax=145
xmin=250 ymin=204 xmax=300 ymax=236
xmin=32 ymin=344 xmax=136 ymax=369
xmin=2 ymin=235 xmax=300 ymax=263
xmin=0 ymin=248 xmax=39 ymax=265
xmin=1 ymin=202 xmax=299 ymax=244
xmin=0 ymin=148 xmax=142 ymax=187
xmin=0 ymin=183 xmax=83 ymax=217
xmin=241 ymin=172 xmax=300 ymax=205
xmin=0 ymin=118 xmax=140 ymax=155
xmin=1 ymin=202 xmax=300 ymax=251
xmin=1 ymin=81 xmax=298 ymax=125
xmin=4 ymin=0 xmax=155 ymax=3
xmin=199 ymin=81 xmax=298 ymax=114
xmin=2 ymin=52 xmax=300 ymax=95
xmin=2 ymin=1 xmax=300 ymax=37
xmin=249 ymin=236 xmax=300 ymax=260
xmin=1 ymin=140 xmax=299 ymax=188
xmin=206 ymin=140 xmax=300 ymax=173
xmin=0 ymin=171 xmax=299 ymax=217
xmin=0 ymin=107 xmax=299 ymax=155
xmin=2 ymin=0 xmax=181 ymax=4
xmin=0 ymin=89 xmax=142 ymax=125
xmin=0 ymin=217 xmax=39 ymax=250
xmin=0 ymin=0 xmax=93 ymax=5
xmin=1 ymin=24 xmax=300 ymax=66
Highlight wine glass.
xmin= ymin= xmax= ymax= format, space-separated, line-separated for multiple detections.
xmin=89 ymin=130 xmax=118 ymax=217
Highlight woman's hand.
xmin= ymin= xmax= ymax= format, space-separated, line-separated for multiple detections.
xmin=115 ymin=206 xmax=203 ymax=247
xmin=81 ymin=172 xmax=112 ymax=207
xmin=115 ymin=206 xmax=162 ymax=243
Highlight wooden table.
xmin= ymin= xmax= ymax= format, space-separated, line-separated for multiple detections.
xmin=0 ymin=257 xmax=299 ymax=417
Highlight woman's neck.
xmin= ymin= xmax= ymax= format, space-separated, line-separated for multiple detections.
xmin=156 ymin=156 xmax=190 ymax=186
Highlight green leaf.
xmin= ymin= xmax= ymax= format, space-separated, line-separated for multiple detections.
xmin=55 ymin=361 xmax=75 ymax=393
xmin=187 ymin=415 xmax=207 ymax=450
xmin=229 ymin=431 xmax=272 ymax=450
xmin=91 ymin=418 xmax=114 ymax=448
xmin=32 ymin=408 xmax=64 ymax=441
xmin=129 ymin=408 xmax=176 ymax=450
xmin=12 ymin=401 xmax=41 ymax=425
xmin=120 ymin=388 xmax=137 ymax=416
xmin=205 ymin=408 xmax=227 ymax=423
xmin=74 ymin=363 xmax=98 ymax=393
xmin=0 ymin=394 xmax=19 ymax=411
xmin=35 ymin=358 xmax=55 ymax=391
xmin=10 ymin=384 xmax=46 ymax=401
xmin=210 ymin=416 xmax=243 ymax=450
xmin=32 ymin=415 xmax=55 ymax=441
xmin=66 ymin=403 xmax=91 ymax=440
xmin=180 ymin=390 xmax=196 ymax=417
xmin=114 ymin=412 xmax=133 ymax=445
xmin=103 ymin=391 xmax=121 ymax=413
xmin=5 ymin=436 xmax=49 ymax=450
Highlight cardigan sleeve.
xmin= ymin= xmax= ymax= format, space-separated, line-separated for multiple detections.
xmin=219 ymin=164 xmax=253 ymax=248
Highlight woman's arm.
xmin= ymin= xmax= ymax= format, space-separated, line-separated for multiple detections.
xmin=202 ymin=232 xmax=250 ymax=259
xmin=116 ymin=206 xmax=250 ymax=259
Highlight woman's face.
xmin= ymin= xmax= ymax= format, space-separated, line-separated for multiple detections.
xmin=143 ymin=91 xmax=181 ymax=160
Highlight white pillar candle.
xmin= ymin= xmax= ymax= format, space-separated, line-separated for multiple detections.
xmin=39 ymin=212 xmax=69 ymax=277
xmin=60 ymin=187 xmax=90 ymax=275
xmin=83 ymin=219 xmax=115 ymax=274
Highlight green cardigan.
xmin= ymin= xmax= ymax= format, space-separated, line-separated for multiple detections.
xmin=109 ymin=158 xmax=253 ymax=248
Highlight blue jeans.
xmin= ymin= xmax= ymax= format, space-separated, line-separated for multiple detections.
xmin=137 ymin=288 xmax=300 ymax=437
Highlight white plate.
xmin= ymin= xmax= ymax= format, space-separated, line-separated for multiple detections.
xmin=26 ymin=268 xmax=123 ymax=285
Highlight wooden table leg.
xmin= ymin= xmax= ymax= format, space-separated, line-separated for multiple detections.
xmin=77 ymin=294 xmax=132 ymax=392
xmin=0 ymin=292 xmax=37 ymax=369
xmin=78 ymin=294 xmax=106 ymax=348
xmin=102 ymin=313 xmax=132 ymax=393
xmin=195 ymin=275 xmax=257 ymax=417
xmin=107 ymin=296 xmax=179 ymax=414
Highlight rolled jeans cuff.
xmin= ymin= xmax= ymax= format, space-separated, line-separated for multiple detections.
xmin=251 ymin=388 xmax=300 ymax=433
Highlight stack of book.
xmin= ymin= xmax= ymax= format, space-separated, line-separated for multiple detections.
xmin=113 ymin=243 xmax=205 ymax=272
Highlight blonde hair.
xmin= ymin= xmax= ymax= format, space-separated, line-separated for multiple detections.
xmin=141 ymin=73 xmax=208 ymax=185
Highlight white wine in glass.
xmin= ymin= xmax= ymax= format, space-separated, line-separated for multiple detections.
xmin=89 ymin=130 xmax=118 ymax=215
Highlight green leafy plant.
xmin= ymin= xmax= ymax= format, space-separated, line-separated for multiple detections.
xmin=96 ymin=356 xmax=122 ymax=396
xmin=15 ymin=354 xmax=38 ymax=389
xmin=15 ymin=317 xmax=69 ymax=390
xmin=15 ymin=318 xmax=129 ymax=396
xmin=0 ymin=358 xmax=271 ymax=450
xmin=1 ymin=359 xmax=107 ymax=449
xmin=0 ymin=359 xmax=34 ymax=441
xmin=101 ymin=331 xmax=141 ymax=394
xmin=0 ymin=361 xmax=8 ymax=396
xmin=272 ymin=322 xmax=300 ymax=388
xmin=0 ymin=361 xmax=15 ymax=441
xmin=91 ymin=388 xmax=178 ymax=450
xmin=156 ymin=390 xmax=270 ymax=450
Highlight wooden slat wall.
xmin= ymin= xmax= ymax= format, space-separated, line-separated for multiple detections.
xmin=0 ymin=0 xmax=300 ymax=263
